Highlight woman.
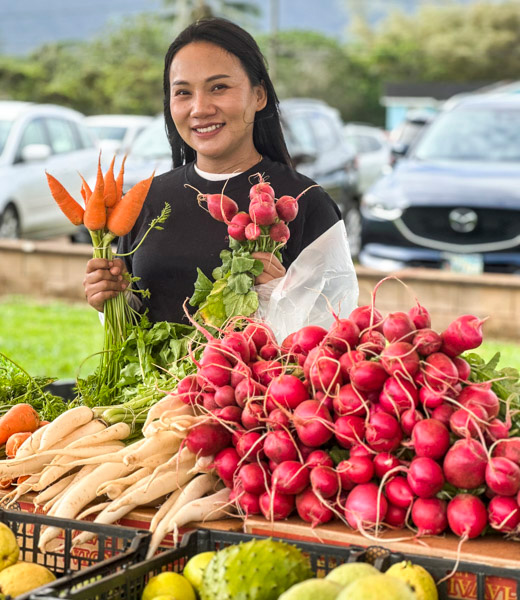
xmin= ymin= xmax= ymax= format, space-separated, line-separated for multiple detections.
xmin=84 ymin=17 xmax=341 ymax=324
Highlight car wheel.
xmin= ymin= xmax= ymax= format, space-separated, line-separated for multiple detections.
xmin=0 ymin=204 xmax=21 ymax=239
xmin=344 ymin=204 xmax=362 ymax=259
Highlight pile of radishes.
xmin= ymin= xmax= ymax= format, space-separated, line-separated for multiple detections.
xmin=177 ymin=292 xmax=520 ymax=544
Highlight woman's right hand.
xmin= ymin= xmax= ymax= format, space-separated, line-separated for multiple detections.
xmin=83 ymin=258 xmax=129 ymax=312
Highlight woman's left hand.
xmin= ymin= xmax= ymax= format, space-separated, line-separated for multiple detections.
xmin=252 ymin=251 xmax=286 ymax=285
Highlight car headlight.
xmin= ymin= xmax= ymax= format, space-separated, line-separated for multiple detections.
xmin=361 ymin=192 xmax=404 ymax=221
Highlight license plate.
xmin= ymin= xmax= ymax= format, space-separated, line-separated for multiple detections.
xmin=442 ymin=252 xmax=484 ymax=275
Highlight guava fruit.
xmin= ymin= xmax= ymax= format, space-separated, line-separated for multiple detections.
xmin=325 ymin=562 xmax=380 ymax=588
xmin=336 ymin=573 xmax=417 ymax=600
xmin=385 ymin=561 xmax=438 ymax=600
xmin=279 ymin=578 xmax=342 ymax=600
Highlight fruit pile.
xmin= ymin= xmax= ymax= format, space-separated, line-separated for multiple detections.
xmin=140 ymin=538 xmax=438 ymax=600
xmin=178 ymin=285 xmax=520 ymax=543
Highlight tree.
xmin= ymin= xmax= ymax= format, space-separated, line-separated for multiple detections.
xmin=161 ymin=0 xmax=261 ymax=33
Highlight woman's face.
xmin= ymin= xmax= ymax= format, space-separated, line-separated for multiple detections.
xmin=169 ymin=41 xmax=267 ymax=173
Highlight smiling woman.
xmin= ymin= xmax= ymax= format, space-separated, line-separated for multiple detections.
xmin=82 ymin=17 xmax=343 ymax=325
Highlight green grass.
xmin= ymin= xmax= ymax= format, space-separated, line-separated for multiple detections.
xmin=0 ymin=295 xmax=519 ymax=379
xmin=0 ymin=296 xmax=104 ymax=380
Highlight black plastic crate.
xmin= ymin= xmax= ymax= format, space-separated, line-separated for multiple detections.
xmin=0 ymin=508 xmax=151 ymax=600
xmin=31 ymin=527 xmax=520 ymax=600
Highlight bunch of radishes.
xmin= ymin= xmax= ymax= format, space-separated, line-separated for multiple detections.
xmin=176 ymin=291 xmax=520 ymax=544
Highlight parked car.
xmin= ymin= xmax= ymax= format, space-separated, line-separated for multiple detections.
xmin=359 ymin=94 xmax=520 ymax=274
xmin=389 ymin=109 xmax=435 ymax=164
xmin=0 ymin=101 xmax=98 ymax=240
xmin=343 ymin=122 xmax=392 ymax=194
xmin=85 ymin=114 xmax=154 ymax=155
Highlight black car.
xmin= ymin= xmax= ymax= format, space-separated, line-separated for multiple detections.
xmin=359 ymin=94 xmax=520 ymax=275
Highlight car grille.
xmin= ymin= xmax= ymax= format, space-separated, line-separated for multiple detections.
xmin=401 ymin=206 xmax=520 ymax=246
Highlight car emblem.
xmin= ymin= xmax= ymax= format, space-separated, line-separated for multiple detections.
xmin=448 ymin=208 xmax=478 ymax=233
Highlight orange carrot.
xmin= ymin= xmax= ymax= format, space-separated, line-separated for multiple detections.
xmin=103 ymin=155 xmax=118 ymax=208
xmin=115 ymin=154 xmax=127 ymax=204
xmin=78 ymin=172 xmax=93 ymax=203
xmin=0 ymin=404 xmax=40 ymax=445
xmin=45 ymin=172 xmax=85 ymax=226
xmin=83 ymin=157 xmax=106 ymax=231
xmin=16 ymin=475 xmax=30 ymax=485
xmin=38 ymin=420 xmax=50 ymax=429
xmin=107 ymin=171 xmax=154 ymax=237
xmin=0 ymin=478 xmax=13 ymax=489
xmin=6 ymin=431 xmax=32 ymax=459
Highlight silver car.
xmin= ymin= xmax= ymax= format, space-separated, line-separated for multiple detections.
xmin=0 ymin=101 xmax=98 ymax=239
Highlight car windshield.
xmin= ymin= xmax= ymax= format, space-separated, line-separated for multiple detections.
xmin=130 ymin=119 xmax=170 ymax=159
xmin=0 ymin=119 xmax=13 ymax=155
xmin=413 ymin=106 xmax=520 ymax=161
xmin=89 ymin=125 xmax=127 ymax=141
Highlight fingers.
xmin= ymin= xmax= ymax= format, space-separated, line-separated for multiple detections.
xmin=83 ymin=258 xmax=129 ymax=312
xmin=252 ymin=251 xmax=286 ymax=285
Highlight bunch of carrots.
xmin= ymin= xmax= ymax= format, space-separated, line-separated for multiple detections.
xmin=46 ymin=156 xmax=169 ymax=393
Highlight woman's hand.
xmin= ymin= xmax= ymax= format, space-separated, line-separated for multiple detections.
xmin=252 ymin=252 xmax=286 ymax=285
xmin=83 ymin=258 xmax=129 ymax=312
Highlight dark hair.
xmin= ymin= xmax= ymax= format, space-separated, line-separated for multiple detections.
xmin=163 ymin=17 xmax=292 ymax=168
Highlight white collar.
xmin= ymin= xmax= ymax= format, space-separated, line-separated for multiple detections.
xmin=194 ymin=164 xmax=242 ymax=181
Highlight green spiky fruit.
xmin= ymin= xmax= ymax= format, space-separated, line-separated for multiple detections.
xmin=199 ymin=538 xmax=313 ymax=600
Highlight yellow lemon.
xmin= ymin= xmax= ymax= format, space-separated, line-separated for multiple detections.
xmin=183 ymin=552 xmax=216 ymax=594
xmin=142 ymin=571 xmax=196 ymax=600
xmin=385 ymin=561 xmax=438 ymax=600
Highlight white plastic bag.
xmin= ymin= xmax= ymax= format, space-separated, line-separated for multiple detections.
xmin=255 ymin=220 xmax=359 ymax=342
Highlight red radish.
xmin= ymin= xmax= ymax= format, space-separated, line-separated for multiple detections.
xmin=315 ymin=390 xmax=334 ymax=413
xmin=296 ymin=488 xmax=334 ymax=526
xmin=447 ymin=494 xmax=488 ymax=539
xmin=269 ymin=222 xmax=290 ymax=243
xmin=431 ymin=403 xmax=455 ymax=428
xmin=251 ymin=360 xmax=283 ymax=387
xmin=259 ymin=344 xmax=279 ymax=361
xmin=227 ymin=212 xmax=252 ymax=241
xmin=339 ymin=350 xmax=366 ymax=380
xmin=213 ymin=406 xmax=243 ymax=424
xmin=235 ymin=431 xmax=265 ymax=462
xmin=412 ymin=498 xmax=448 ymax=536
xmin=267 ymin=374 xmax=309 ymax=410
xmin=197 ymin=352 xmax=232 ymax=390
xmin=303 ymin=346 xmax=338 ymax=380
xmin=297 ymin=441 xmax=316 ymax=462
xmin=245 ymin=222 xmax=261 ymax=241
xmin=213 ymin=447 xmax=240 ymax=482
xmin=250 ymin=179 xmax=275 ymax=200
xmin=458 ymin=382 xmax=499 ymax=420
xmin=419 ymin=386 xmax=445 ymax=410
xmin=293 ymin=400 xmax=334 ymax=447
xmin=422 ymin=352 xmax=459 ymax=392
xmin=292 ymin=325 xmax=328 ymax=355
xmin=488 ymin=496 xmax=520 ymax=532
xmin=350 ymin=361 xmax=388 ymax=392
xmin=249 ymin=199 xmax=277 ymax=226
xmin=234 ymin=378 xmax=262 ymax=408
xmin=241 ymin=402 xmax=265 ymax=430
xmin=486 ymin=418 xmax=511 ymax=442
xmin=385 ymin=476 xmax=414 ymax=508
xmin=271 ymin=461 xmax=310 ymax=495
xmin=379 ymin=376 xmax=418 ymax=415
xmin=326 ymin=318 xmax=360 ymax=353
xmin=449 ymin=404 xmax=488 ymax=438
xmin=485 ymin=457 xmax=520 ymax=497
xmin=334 ymin=415 xmax=366 ymax=449
xmin=407 ymin=457 xmax=445 ymax=498
xmin=244 ymin=322 xmax=276 ymax=351
xmin=358 ymin=330 xmax=386 ymax=355
xmin=303 ymin=451 xmax=332 ymax=469
xmin=309 ymin=466 xmax=339 ymax=498
xmin=382 ymin=311 xmax=416 ymax=343
xmin=237 ymin=491 xmax=261 ymax=516
xmin=198 ymin=192 xmax=238 ymax=223
xmin=365 ymin=412 xmax=402 ymax=453
xmin=411 ymin=419 xmax=450 ymax=460
xmin=259 ymin=490 xmax=295 ymax=520
xmin=373 ymin=452 xmax=401 ymax=479
xmin=453 ymin=356 xmax=471 ymax=381
xmin=263 ymin=430 xmax=298 ymax=464
xmin=275 ymin=195 xmax=299 ymax=222
xmin=202 ymin=392 xmax=219 ymax=411
xmin=238 ymin=462 xmax=271 ymax=495
xmin=307 ymin=354 xmax=343 ymax=394
xmin=443 ymin=438 xmax=488 ymax=489
xmin=186 ymin=422 xmax=231 ymax=457
xmin=177 ymin=375 xmax=202 ymax=405
xmin=266 ymin=408 xmax=290 ymax=430
xmin=441 ymin=314 xmax=487 ymax=358
xmin=401 ymin=408 xmax=424 ymax=436
xmin=214 ymin=385 xmax=236 ymax=408
xmin=338 ymin=456 xmax=374 ymax=485
xmin=221 ymin=331 xmax=251 ymax=364
xmin=385 ymin=503 xmax=407 ymax=528
xmin=230 ymin=362 xmax=251 ymax=388
xmin=350 ymin=444 xmax=373 ymax=459
xmin=349 ymin=305 xmax=384 ymax=333
xmin=408 ymin=302 xmax=431 ymax=329
xmin=344 ymin=482 xmax=388 ymax=529
xmin=413 ymin=329 xmax=442 ymax=356
xmin=333 ymin=384 xmax=368 ymax=418
xmin=380 ymin=342 xmax=420 ymax=379
xmin=493 ymin=438 xmax=520 ymax=466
